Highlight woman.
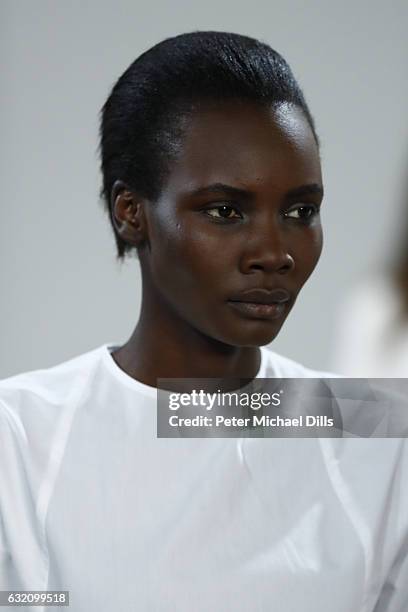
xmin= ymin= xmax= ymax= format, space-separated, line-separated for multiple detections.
xmin=1 ymin=31 xmax=407 ymax=612
xmin=101 ymin=31 xmax=325 ymax=383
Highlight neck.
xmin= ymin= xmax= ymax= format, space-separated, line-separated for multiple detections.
xmin=111 ymin=294 xmax=261 ymax=388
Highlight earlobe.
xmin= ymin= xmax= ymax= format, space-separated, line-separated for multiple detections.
xmin=110 ymin=180 xmax=148 ymax=248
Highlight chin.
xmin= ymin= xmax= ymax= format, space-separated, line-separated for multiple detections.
xmin=212 ymin=300 xmax=293 ymax=348
xmin=217 ymin=320 xmax=285 ymax=348
xmin=237 ymin=331 xmax=281 ymax=348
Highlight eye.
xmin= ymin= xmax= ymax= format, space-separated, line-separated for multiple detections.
xmin=284 ymin=205 xmax=319 ymax=222
xmin=205 ymin=204 xmax=243 ymax=220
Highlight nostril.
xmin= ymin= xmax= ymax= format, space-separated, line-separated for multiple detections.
xmin=245 ymin=252 xmax=295 ymax=274
xmin=279 ymin=255 xmax=295 ymax=273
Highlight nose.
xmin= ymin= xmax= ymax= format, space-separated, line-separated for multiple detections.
xmin=240 ymin=223 xmax=295 ymax=275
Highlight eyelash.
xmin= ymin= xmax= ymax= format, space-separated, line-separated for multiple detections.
xmin=203 ymin=203 xmax=320 ymax=223
xmin=204 ymin=204 xmax=243 ymax=220
xmin=284 ymin=205 xmax=320 ymax=222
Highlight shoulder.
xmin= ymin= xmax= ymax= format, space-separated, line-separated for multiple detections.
xmin=260 ymin=346 xmax=339 ymax=378
xmin=0 ymin=344 xmax=109 ymax=514
xmin=0 ymin=345 xmax=107 ymax=466
xmin=0 ymin=345 xmax=105 ymax=411
xmin=0 ymin=347 xmax=106 ymax=589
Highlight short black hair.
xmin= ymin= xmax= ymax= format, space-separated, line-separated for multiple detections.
xmin=99 ymin=31 xmax=318 ymax=260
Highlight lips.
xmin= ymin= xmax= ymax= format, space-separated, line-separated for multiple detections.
xmin=229 ymin=288 xmax=291 ymax=305
xmin=227 ymin=288 xmax=291 ymax=320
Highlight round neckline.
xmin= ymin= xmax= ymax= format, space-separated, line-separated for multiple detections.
xmin=101 ymin=343 xmax=268 ymax=398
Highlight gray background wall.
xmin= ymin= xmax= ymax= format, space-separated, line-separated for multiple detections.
xmin=1 ymin=0 xmax=407 ymax=378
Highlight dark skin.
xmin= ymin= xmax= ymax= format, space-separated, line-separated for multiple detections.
xmin=110 ymin=101 xmax=323 ymax=387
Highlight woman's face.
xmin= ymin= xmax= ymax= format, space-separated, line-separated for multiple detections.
xmin=139 ymin=101 xmax=323 ymax=347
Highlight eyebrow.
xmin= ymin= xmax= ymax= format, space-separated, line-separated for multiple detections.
xmin=189 ymin=183 xmax=252 ymax=198
xmin=188 ymin=182 xmax=324 ymax=199
xmin=286 ymin=183 xmax=324 ymax=199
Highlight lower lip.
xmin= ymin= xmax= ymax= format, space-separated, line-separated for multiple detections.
xmin=228 ymin=301 xmax=287 ymax=320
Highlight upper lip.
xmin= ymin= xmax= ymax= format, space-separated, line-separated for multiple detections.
xmin=228 ymin=288 xmax=291 ymax=305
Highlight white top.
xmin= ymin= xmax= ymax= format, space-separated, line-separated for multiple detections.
xmin=332 ymin=276 xmax=408 ymax=377
xmin=1 ymin=344 xmax=407 ymax=611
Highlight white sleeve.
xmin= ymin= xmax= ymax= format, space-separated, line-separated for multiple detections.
xmin=372 ymin=439 xmax=408 ymax=612
xmin=0 ymin=510 xmax=20 ymax=591
xmin=0 ymin=406 xmax=23 ymax=590
xmin=0 ymin=400 xmax=47 ymax=591
xmin=373 ymin=536 xmax=408 ymax=612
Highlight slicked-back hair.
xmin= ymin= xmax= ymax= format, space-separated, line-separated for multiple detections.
xmin=99 ymin=31 xmax=318 ymax=260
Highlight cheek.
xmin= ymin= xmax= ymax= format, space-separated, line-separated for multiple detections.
xmin=290 ymin=225 xmax=323 ymax=281
xmin=149 ymin=216 xmax=235 ymax=293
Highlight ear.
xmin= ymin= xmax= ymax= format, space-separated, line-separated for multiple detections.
xmin=110 ymin=180 xmax=148 ymax=248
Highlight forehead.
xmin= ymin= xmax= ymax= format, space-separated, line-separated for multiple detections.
xmin=162 ymin=101 xmax=322 ymax=196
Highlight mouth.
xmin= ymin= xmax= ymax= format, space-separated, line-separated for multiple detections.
xmin=227 ymin=288 xmax=291 ymax=320
xmin=227 ymin=300 xmax=287 ymax=320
